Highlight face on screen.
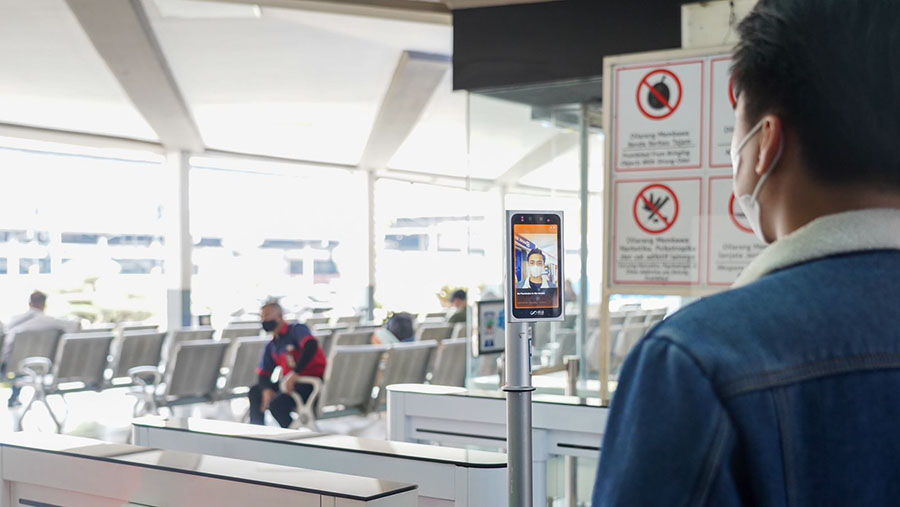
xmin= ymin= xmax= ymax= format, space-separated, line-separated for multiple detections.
xmin=511 ymin=214 xmax=563 ymax=319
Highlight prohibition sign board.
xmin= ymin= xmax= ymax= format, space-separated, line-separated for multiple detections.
xmin=614 ymin=59 xmax=704 ymax=172
xmin=633 ymin=183 xmax=679 ymax=234
xmin=637 ymin=69 xmax=683 ymax=120
xmin=613 ymin=177 xmax=702 ymax=286
xmin=728 ymin=193 xmax=753 ymax=233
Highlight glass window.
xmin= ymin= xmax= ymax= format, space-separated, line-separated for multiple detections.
xmin=189 ymin=159 xmax=368 ymax=327
xmin=0 ymin=139 xmax=166 ymax=323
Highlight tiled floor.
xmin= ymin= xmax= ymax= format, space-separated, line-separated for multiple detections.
xmin=0 ymin=386 xmax=388 ymax=442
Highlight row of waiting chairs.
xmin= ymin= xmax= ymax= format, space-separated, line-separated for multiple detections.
xmin=288 ymin=337 xmax=468 ymax=430
xmin=7 ymin=318 xmax=469 ymax=431
xmin=313 ymin=322 xmax=464 ymax=358
xmin=7 ymin=325 xmax=270 ymax=431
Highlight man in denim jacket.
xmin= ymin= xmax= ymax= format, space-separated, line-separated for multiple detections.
xmin=593 ymin=1 xmax=900 ymax=505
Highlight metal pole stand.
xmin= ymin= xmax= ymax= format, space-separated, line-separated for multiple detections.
xmin=564 ymin=355 xmax=581 ymax=507
xmin=504 ymin=321 xmax=535 ymax=507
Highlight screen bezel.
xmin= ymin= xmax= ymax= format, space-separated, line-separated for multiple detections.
xmin=507 ymin=211 xmax=565 ymax=322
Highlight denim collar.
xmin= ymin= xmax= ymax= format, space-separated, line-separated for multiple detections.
xmin=733 ymin=208 xmax=900 ymax=288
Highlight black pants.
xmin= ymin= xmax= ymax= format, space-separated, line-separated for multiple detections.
xmin=248 ymin=383 xmax=314 ymax=428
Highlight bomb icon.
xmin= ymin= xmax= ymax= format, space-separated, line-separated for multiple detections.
xmin=647 ymin=77 xmax=671 ymax=110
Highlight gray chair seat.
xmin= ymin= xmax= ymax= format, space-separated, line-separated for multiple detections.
xmin=290 ymin=344 xmax=389 ymax=430
xmin=430 ymin=337 xmax=467 ymax=387
xmin=14 ymin=332 xmax=114 ymax=432
xmin=109 ymin=330 xmax=166 ymax=385
xmin=129 ymin=340 xmax=229 ymax=417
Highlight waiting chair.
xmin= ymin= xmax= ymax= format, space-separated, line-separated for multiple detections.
xmin=71 ymin=323 xmax=116 ymax=334
xmin=15 ymin=332 xmax=113 ymax=432
xmin=108 ymin=331 xmax=166 ymax=385
xmin=417 ymin=324 xmax=455 ymax=343
xmin=423 ymin=311 xmax=448 ymax=322
xmin=129 ymin=340 xmax=229 ymax=417
xmin=221 ymin=324 xmax=262 ymax=340
xmin=374 ymin=341 xmax=438 ymax=410
xmin=331 ymin=330 xmax=374 ymax=349
xmin=289 ymin=344 xmax=389 ymax=430
xmin=304 ymin=316 xmax=331 ymax=327
xmin=162 ymin=326 xmax=215 ymax=363
xmin=5 ymin=328 xmax=63 ymax=379
xmin=430 ymin=338 xmax=467 ymax=387
xmin=120 ymin=323 xmax=160 ymax=334
xmin=219 ymin=337 xmax=269 ymax=399
xmin=608 ymin=311 xmax=628 ymax=329
xmin=336 ymin=315 xmax=362 ymax=327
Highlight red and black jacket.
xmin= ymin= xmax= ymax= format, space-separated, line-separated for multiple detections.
xmin=256 ymin=323 xmax=327 ymax=390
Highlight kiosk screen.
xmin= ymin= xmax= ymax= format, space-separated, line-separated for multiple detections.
xmin=510 ymin=212 xmax=564 ymax=320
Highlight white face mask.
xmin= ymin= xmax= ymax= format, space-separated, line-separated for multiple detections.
xmin=730 ymin=119 xmax=784 ymax=244
xmin=529 ymin=265 xmax=544 ymax=279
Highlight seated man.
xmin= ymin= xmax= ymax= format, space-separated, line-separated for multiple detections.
xmin=447 ymin=290 xmax=469 ymax=325
xmin=248 ymin=301 xmax=326 ymax=428
xmin=3 ymin=291 xmax=79 ymax=407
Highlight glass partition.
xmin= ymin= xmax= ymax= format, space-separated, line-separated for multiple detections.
xmin=465 ymin=92 xmax=605 ymax=394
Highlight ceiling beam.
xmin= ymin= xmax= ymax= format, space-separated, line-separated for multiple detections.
xmin=207 ymin=0 xmax=451 ymax=24
xmin=359 ymin=51 xmax=450 ymax=170
xmin=495 ymin=132 xmax=578 ymax=184
xmin=0 ymin=122 xmax=164 ymax=155
xmin=66 ymin=0 xmax=204 ymax=152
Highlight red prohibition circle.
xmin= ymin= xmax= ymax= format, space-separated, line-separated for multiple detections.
xmin=633 ymin=183 xmax=679 ymax=235
xmin=636 ymin=69 xmax=683 ymax=120
xmin=729 ymin=193 xmax=754 ymax=233
xmin=728 ymin=74 xmax=737 ymax=109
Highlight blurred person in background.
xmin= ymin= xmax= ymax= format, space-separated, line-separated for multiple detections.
xmin=448 ymin=289 xmax=468 ymax=324
xmin=374 ymin=311 xmax=416 ymax=344
xmin=249 ymin=300 xmax=326 ymax=428
xmin=3 ymin=291 xmax=79 ymax=407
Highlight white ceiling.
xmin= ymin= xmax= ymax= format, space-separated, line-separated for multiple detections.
xmin=0 ymin=0 xmax=157 ymax=140
xmin=387 ymin=70 xmax=468 ymax=177
xmin=147 ymin=0 xmax=453 ymax=165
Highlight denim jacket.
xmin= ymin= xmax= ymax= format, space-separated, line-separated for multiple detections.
xmin=593 ymin=209 xmax=900 ymax=506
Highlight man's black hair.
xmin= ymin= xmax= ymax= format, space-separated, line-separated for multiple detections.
xmin=29 ymin=291 xmax=46 ymax=308
xmin=527 ymin=248 xmax=546 ymax=263
xmin=732 ymin=0 xmax=900 ymax=188
xmin=451 ymin=289 xmax=467 ymax=302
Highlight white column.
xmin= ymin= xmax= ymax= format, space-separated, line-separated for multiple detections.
xmin=165 ymin=151 xmax=192 ymax=330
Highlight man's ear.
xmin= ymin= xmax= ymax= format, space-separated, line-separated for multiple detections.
xmin=754 ymin=114 xmax=784 ymax=177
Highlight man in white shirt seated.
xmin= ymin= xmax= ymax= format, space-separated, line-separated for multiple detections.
xmin=3 ymin=291 xmax=79 ymax=407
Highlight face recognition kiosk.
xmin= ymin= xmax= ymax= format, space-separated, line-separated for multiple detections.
xmin=505 ymin=210 xmax=565 ymax=507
